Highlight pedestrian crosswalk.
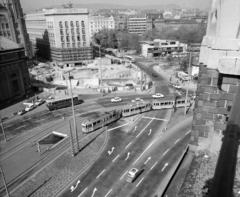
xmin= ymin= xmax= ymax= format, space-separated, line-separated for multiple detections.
xmin=153 ymin=80 xmax=173 ymax=87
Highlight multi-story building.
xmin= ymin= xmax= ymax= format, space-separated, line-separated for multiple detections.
xmin=89 ymin=15 xmax=115 ymax=38
xmin=25 ymin=8 xmax=92 ymax=64
xmin=127 ymin=15 xmax=147 ymax=35
xmin=146 ymin=13 xmax=163 ymax=31
xmin=114 ymin=15 xmax=128 ymax=31
xmin=0 ymin=36 xmax=31 ymax=103
xmin=0 ymin=0 xmax=32 ymax=58
xmin=141 ymin=39 xmax=187 ymax=57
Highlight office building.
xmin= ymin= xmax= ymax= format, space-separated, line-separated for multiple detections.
xmin=146 ymin=13 xmax=163 ymax=31
xmin=25 ymin=8 xmax=92 ymax=64
xmin=127 ymin=15 xmax=147 ymax=35
xmin=114 ymin=15 xmax=128 ymax=31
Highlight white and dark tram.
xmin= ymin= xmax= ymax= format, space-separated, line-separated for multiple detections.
xmin=82 ymin=109 xmax=121 ymax=133
xmin=152 ymin=97 xmax=191 ymax=110
xmin=121 ymin=101 xmax=152 ymax=117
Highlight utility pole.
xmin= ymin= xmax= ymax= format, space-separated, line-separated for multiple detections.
xmin=99 ymin=45 xmax=103 ymax=96
xmin=0 ymin=114 xmax=7 ymax=142
xmin=0 ymin=165 xmax=10 ymax=197
xmin=184 ymin=52 xmax=192 ymax=115
xmin=69 ymin=120 xmax=76 ymax=156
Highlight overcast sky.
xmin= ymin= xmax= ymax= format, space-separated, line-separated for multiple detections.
xmin=18 ymin=0 xmax=210 ymax=11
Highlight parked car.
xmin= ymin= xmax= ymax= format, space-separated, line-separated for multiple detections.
xmin=173 ymin=84 xmax=181 ymax=89
xmin=25 ymin=104 xmax=36 ymax=112
xmin=152 ymin=93 xmax=164 ymax=98
xmin=18 ymin=109 xmax=27 ymax=115
xmin=35 ymin=99 xmax=44 ymax=106
xmin=111 ymin=97 xmax=122 ymax=103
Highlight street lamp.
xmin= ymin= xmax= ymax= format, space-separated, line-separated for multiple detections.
xmin=97 ymin=45 xmax=103 ymax=96
xmin=184 ymin=52 xmax=192 ymax=115
xmin=64 ymin=68 xmax=80 ymax=155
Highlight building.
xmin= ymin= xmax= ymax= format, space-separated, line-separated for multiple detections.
xmin=89 ymin=15 xmax=115 ymax=38
xmin=141 ymin=39 xmax=187 ymax=57
xmin=114 ymin=15 xmax=128 ymax=31
xmin=127 ymin=15 xmax=147 ymax=35
xmin=146 ymin=13 xmax=163 ymax=31
xmin=0 ymin=0 xmax=32 ymax=58
xmin=25 ymin=8 xmax=92 ymax=64
xmin=0 ymin=36 xmax=31 ymax=103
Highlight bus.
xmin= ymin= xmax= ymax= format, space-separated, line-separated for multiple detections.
xmin=46 ymin=95 xmax=81 ymax=111
xmin=124 ymin=55 xmax=136 ymax=63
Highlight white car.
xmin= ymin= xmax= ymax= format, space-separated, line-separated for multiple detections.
xmin=35 ymin=99 xmax=44 ymax=106
xmin=25 ymin=104 xmax=36 ymax=112
xmin=152 ymin=93 xmax=164 ymax=98
xmin=173 ymin=84 xmax=182 ymax=89
xmin=135 ymin=98 xmax=141 ymax=101
xmin=126 ymin=168 xmax=139 ymax=183
xmin=111 ymin=97 xmax=122 ymax=103
xmin=17 ymin=109 xmax=27 ymax=115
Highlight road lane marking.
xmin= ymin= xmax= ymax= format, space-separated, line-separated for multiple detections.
xmin=96 ymin=169 xmax=105 ymax=179
xmin=36 ymin=119 xmax=44 ymax=122
xmin=104 ymin=189 xmax=112 ymax=197
xmin=15 ymin=125 xmax=26 ymax=129
xmin=112 ymin=154 xmax=120 ymax=162
xmin=136 ymin=177 xmax=144 ymax=187
xmin=144 ymin=157 xmax=151 ymax=164
xmin=148 ymin=129 xmax=152 ymax=135
xmin=174 ymin=139 xmax=180 ymax=144
xmin=163 ymin=149 xmax=169 ymax=156
xmin=125 ymin=152 xmax=130 ymax=161
xmin=185 ymin=130 xmax=191 ymax=135
xmin=150 ymin=162 xmax=158 ymax=170
xmin=54 ymin=114 xmax=62 ymax=117
xmin=78 ymin=187 xmax=87 ymax=197
xmin=161 ymin=163 xmax=168 ymax=171
xmin=120 ymin=171 xmax=128 ymax=180
xmin=142 ymin=116 xmax=154 ymax=120
xmin=4 ymin=124 xmax=12 ymax=129
xmin=125 ymin=142 xmax=132 ymax=149
xmin=142 ymin=116 xmax=168 ymax=121
xmin=91 ymin=188 xmax=97 ymax=197
xmin=136 ymin=119 xmax=154 ymax=138
xmin=108 ymin=123 xmax=129 ymax=131
xmin=133 ymin=136 xmax=160 ymax=165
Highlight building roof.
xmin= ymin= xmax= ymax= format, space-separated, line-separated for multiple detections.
xmin=0 ymin=36 xmax=21 ymax=50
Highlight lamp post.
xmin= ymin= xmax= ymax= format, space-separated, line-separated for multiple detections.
xmin=98 ymin=45 xmax=103 ymax=96
xmin=184 ymin=52 xmax=192 ymax=115
xmin=0 ymin=165 xmax=10 ymax=197
xmin=0 ymin=113 xmax=7 ymax=142
xmin=64 ymin=69 xmax=80 ymax=155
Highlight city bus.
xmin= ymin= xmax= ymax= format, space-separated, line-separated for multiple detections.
xmin=124 ymin=55 xmax=136 ymax=63
xmin=46 ymin=95 xmax=81 ymax=111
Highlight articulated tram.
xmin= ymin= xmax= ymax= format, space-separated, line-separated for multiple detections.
xmin=81 ymin=97 xmax=192 ymax=133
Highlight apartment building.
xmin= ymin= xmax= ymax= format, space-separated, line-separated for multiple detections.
xmin=89 ymin=15 xmax=115 ymax=38
xmin=114 ymin=15 xmax=128 ymax=31
xmin=127 ymin=15 xmax=147 ymax=35
xmin=25 ymin=8 xmax=92 ymax=64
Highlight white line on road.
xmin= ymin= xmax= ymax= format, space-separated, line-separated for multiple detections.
xmin=4 ymin=124 xmax=12 ymax=129
xmin=108 ymin=123 xmax=129 ymax=131
xmin=125 ymin=142 xmax=132 ymax=149
xmin=136 ymin=177 xmax=144 ymax=187
xmin=136 ymin=119 xmax=154 ymax=138
xmin=185 ymin=130 xmax=191 ymax=135
xmin=142 ymin=116 xmax=168 ymax=121
xmin=161 ymin=163 xmax=168 ymax=171
xmin=142 ymin=116 xmax=154 ymax=120
xmin=120 ymin=170 xmax=128 ymax=180
xmin=104 ymin=189 xmax=112 ymax=197
xmin=150 ymin=162 xmax=158 ymax=170
xmin=96 ymin=169 xmax=105 ymax=179
xmin=163 ymin=149 xmax=169 ymax=156
xmin=36 ymin=119 xmax=44 ymax=122
xmin=112 ymin=154 xmax=120 ymax=162
xmin=174 ymin=139 xmax=180 ymax=144
xmin=15 ymin=125 xmax=26 ymax=129
xmin=54 ymin=114 xmax=62 ymax=117
xmin=153 ymin=117 xmax=168 ymax=121
xmin=78 ymin=187 xmax=88 ymax=197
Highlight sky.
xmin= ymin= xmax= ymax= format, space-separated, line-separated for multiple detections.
xmin=18 ymin=0 xmax=211 ymax=11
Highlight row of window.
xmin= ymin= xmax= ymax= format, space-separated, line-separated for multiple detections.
xmin=61 ymin=35 xmax=86 ymax=43
xmin=61 ymin=42 xmax=87 ymax=48
xmin=60 ymin=28 xmax=85 ymax=36
xmin=1 ymin=23 xmax=9 ymax=29
xmin=59 ymin=21 xmax=85 ymax=29
xmin=0 ymin=31 xmax=11 ymax=37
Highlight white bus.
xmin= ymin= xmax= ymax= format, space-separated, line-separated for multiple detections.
xmin=46 ymin=95 xmax=81 ymax=111
xmin=124 ymin=55 xmax=136 ymax=63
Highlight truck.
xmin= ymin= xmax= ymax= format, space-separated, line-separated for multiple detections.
xmin=177 ymin=71 xmax=190 ymax=81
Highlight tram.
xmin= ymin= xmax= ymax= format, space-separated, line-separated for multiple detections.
xmin=152 ymin=97 xmax=191 ymax=110
xmin=122 ymin=101 xmax=152 ymax=117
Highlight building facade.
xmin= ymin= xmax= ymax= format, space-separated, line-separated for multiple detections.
xmin=0 ymin=36 xmax=31 ymax=103
xmin=127 ymin=15 xmax=147 ymax=35
xmin=25 ymin=8 xmax=92 ymax=64
xmin=89 ymin=15 xmax=115 ymax=38
xmin=146 ymin=13 xmax=163 ymax=31
xmin=141 ymin=39 xmax=187 ymax=57
xmin=0 ymin=0 xmax=32 ymax=58
xmin=114 ymin=15 xmax=128 ymax=31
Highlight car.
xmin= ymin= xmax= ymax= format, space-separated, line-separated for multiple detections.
xmin=111 ymin=97 xmax=122 ymax=103
xmin=126 ymin=168 xmax=145 ymax=183
xmin=173 ymin=84 xmax=182 ymax=89
xmin=17 ymin=109 xmax=27 ymax=115
xmin=35 ymin=99 xmax=44 ymax=106
xmin=135 ymin=98 xmax=141 ymax=101
xmin=152 ymin=93 xmax=164 ymax=98
xmin=25 ymin=104 xmax=36 ymax=112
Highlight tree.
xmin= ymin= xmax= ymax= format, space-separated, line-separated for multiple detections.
xmin=166 ymin=55 xmax=173 ymax=66
xmin=179 ymin=56 xmax=189 ymax=72
xmin=107 ymin=30 xmax=118 ymax=48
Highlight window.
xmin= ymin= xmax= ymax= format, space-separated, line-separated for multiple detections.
xmin=82 ymin=28 xmax=85 ymax=34
xmin=77 ymin=35 xmax=80 ymax=41
xmin=76 ymin=28 xmax=80 ymax=34
xmin=72 ymin=36 xmax=75 ymax=42
xmin=70 ymin=21 xmax=74 ymax=27
xmin=81 ymin=21 xmax=85 ymax=27
xmin=59 ymin=21 xmax=63 ymax=28
xmin=12 ymin=80 xmax=19 ymax=92
xmin=76 ymin=21 xmax=79 ymax=27
xmin=65 ymin=29 xmax=69 ymax=35
xmin=60 ymin=29 xmax=64 ymax=35
xmin=82 ymin=35 xmax=86 ymax=41
xmin=66 ymin=36 xmax=69 ymax=42
xmin=72 ymin=43 xmax=75 ymax=48
xmin=2 ymin=23 xmax=5 ymax=29
xmin=67 ymin=43 xmax=70 ymax=48
xmin=61 ymin=36 xmax=64 ymax=42
xmin=6 ymin=23 xmax=9 ymax=28
xmin=71 ymin=28 xmax=74 ymax=35
xmin=65 ymin=21 xmax=68 ymax=28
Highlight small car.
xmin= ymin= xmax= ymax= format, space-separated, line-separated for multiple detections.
xmin=135 ymin=98 xmax=141 ymax=101
xmin=126 ymin=168 xmax=145 ymax=183
xmin=25 ymin=104 xmax=36 ymax=112
xmin=173 ymin=84 xmax=182 ymax=89
xmin=111 ymin=97 xmax=122 ymax=103
xmin=152 ymin=93 xmax=164 ymax=98
xmin=35 ymin=99 xmax=44 ymax=106
xmin=18 ymin=109 xmax=27 ymax=115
